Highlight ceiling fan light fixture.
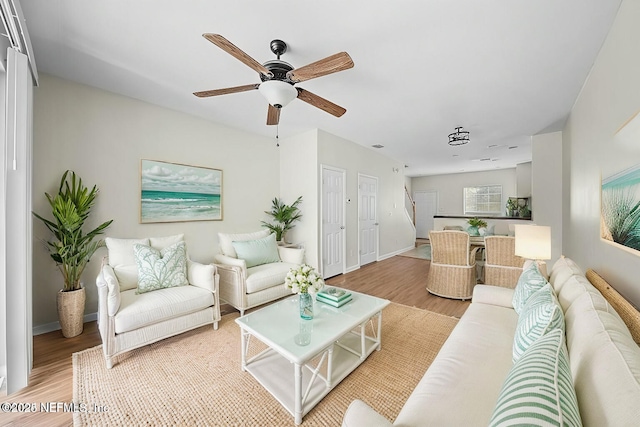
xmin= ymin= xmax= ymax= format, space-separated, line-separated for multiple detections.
xmin=448 ymin=126 xmax=470 ymax=146
xmin=258 ymin=80 xmax=297 ymax=108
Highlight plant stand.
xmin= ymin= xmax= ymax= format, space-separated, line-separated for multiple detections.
xmin=57 ymin=288 xmax=86 ymax=338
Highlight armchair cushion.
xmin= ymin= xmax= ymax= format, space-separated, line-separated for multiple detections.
xmin=231 ymin=233 xmax=281 ymax=268
xmin=105 ymin=237 xmax=150 ymax=291
xmin=218 ymin=229 xmax=271 ymax=258
xmin=278 ymin=246 xmax=305 ymax=264
xmin=133 ymin=241 xmax=189 ymax=294
xmin=149 ymin=233 xmax=185 ymax=251
xmin=246 ymin=262 xmax=299 ymax=294
xmin=114 ymin=286 xmax=215 ymax=334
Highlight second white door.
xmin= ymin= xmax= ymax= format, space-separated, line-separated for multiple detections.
xmin=359 ymin=174 xmax=378 ymax=266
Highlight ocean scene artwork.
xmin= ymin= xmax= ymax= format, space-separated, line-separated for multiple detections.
xmin=140 ymin=160 xmax=222 ymax=223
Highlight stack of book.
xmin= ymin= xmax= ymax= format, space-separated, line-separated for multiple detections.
xmin=316 ymin=287 xmax=352 ymax=307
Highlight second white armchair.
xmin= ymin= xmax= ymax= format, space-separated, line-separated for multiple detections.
xmin=214 ymin=229 xmax=305 ymax=315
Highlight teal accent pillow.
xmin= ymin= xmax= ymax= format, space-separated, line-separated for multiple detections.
xmin=490 ymin=329 xmax=582 ymax=427
xmin=512 ymin=262 xmax=548 ymax=314
xmin=513 ymin=283 xmax=565 ymax=363
xmin=133 ymin=241 xmax=188 ymax=294
xmin=231 ymin=233 xmax=281 ymax=268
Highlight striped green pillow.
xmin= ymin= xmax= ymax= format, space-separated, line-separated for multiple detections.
xmin=512 ymin=262 xmax=548 ymax=314
xmin=513 ymin=283 xmax=565 ymax=363
xmin=490 ymin=329 xmax=582 ymax=427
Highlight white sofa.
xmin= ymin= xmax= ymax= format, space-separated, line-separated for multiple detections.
xmin=342 ymin=256 xmax=640 ymax=426
xmin=95 ymin=234 xmax=221 ymax=368
xmin=214 ymin=229 xmax=305 ymax=315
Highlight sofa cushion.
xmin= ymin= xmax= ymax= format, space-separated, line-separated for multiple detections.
xmin=114 ymin=285 xmax=214 ymax=333
xmin=232 ymin=233 xmax=281 ymax=268
xmin=106 ymin=237 xmax=150 ymax=291
xmin=563 ymin=291 xmax=640 ymax=426
xmin=490 ymin=328 xmax=582 ymax=427
xmin=549 ymin=256 xmax=583 ymax=294
xmin=394 ymin=301 xmax=518 ymax=426
xmin=218 ymin=229 xmax=271 ymax=258
xmin=245 ymin=262 xmax=297 ymax=294
xmin=513 ymin=283 xmax=564 ymax=362
xmin=512 ymin=262 xmax=548 ymax=314
xmin=133 ymin=241 xmax=189 ymax=294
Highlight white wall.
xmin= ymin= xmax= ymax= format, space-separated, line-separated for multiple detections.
xmin=411 ymin=169 xmax=517 ymax=216
xmin=32 ymin=75 xmax=279 ymax=327
xmin=316 ymin=130 xmax=414 ymax=270
xmin=516 ymin=161 xmax=532 ymax=197
xmin=279 ymin=129 xmax=319 ymax=267
xmin=532 ymin=132 xmax=563 ymax=265
xmin=563 ymin=0 xmax=640 ymax=307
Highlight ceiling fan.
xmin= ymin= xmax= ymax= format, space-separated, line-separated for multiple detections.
xmin=194 ymin=34 xmax=354 ymax=126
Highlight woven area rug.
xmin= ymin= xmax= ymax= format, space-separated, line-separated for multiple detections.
xmin=398 ymin=244 xmax=431 ymax=260
xmin=73 ymin=303 xmax=457 ymax=426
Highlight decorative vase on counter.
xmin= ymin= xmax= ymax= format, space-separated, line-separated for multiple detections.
xmin=467 ymin=226 xmax=480 ymax=236
xmin=299 ymin=292 xmax=314 ymax=320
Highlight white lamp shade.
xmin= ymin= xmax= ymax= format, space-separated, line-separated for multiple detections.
xmin=514 ymin=225 xmax=551 ymax=260
xmin=258 ymin=80 xmax=298 ymax=108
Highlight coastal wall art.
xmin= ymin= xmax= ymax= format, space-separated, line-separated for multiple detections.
xmin=601 ymin=111 xmax=640 ymax=253
xmin=140 ymin=159 xmax=222 ymax=223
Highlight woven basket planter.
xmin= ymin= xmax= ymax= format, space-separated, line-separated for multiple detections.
xmin=57 ymin=287 xmax=86 ymax=338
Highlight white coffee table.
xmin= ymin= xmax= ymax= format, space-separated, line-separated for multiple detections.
xmin=235 ymin=289 xmax=390 ymax=424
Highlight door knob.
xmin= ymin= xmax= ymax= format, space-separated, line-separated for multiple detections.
xmin=340 ymin=226 xmax=345 ymax=229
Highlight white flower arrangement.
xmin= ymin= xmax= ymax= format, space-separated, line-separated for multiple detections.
xmin=285 ymin=263 xmax=325 ymax=294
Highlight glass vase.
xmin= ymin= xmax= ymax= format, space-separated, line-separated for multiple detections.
xmin=299 ymin=292 xmax=314 ymax=320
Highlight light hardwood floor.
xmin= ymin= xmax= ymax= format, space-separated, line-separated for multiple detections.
xmin=0 ymin=254 xmax=468 ymax=426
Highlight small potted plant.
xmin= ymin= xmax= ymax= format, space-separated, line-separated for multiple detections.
xmin=467 ymin=217 xmax=488 ymax=236
xmin=33 ymin=170 xmax=113 ymax=337
xmin=261 ymin=196 xmax=303 ymax=243
xmin=506 ymin=198 xmax=518 ymax=217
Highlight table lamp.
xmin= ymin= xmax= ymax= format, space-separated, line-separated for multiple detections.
xmin=514 ymin=224 xmax=551 ymax=278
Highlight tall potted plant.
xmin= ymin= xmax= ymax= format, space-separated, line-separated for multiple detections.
xmin=261 ymin=196 xmax=303 ymax=243
xmin=33 ymin=170 xmax=113 ymax=337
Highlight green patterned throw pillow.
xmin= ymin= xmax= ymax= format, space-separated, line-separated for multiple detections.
xmin=134 ymin=241 xmax=188 ymax=294
xmin=512 ymin=262 xmax=548 ymax=314
xmin=490 ymin=328 xmax=582 ymax=427
xmin=513 ymin=283 xmax=565 ymax=363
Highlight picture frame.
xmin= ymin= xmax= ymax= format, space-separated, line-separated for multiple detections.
xmin=140 ymin=159 xmax=222 ymax=223
xmin=600 ymin=110 xmax=640 ymax=254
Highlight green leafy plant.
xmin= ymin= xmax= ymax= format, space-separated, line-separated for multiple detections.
xmin=261 ymin=196 xmax=303 ymax=242
xmin=467 ymin=217 xmax=488 ymax=229
xmin=506 ymin=198 xmax=518 ymax=211
xmin=601 ymin=186 xmax=640 ymax=251
xmin=33 ymin=170 xmax=113 ymax=291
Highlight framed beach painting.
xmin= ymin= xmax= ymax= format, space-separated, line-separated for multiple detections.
xmin=601 ymin=111 xmax=640 ymax=254
xmin=140 ymin=159 xmax=222 ymax=223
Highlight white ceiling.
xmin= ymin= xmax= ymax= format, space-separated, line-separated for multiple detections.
xmin=20 ymin=1 xmax=621 ymax=177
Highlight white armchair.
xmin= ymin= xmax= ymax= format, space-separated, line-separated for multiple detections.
xmin=214 ymin=230 xmax=305 ymax=315
xmin=95 ymin=234 xmax=221 ymax=368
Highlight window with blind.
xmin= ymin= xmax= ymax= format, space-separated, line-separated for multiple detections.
xmin=463 ymin=185 xmax=502 ymax=215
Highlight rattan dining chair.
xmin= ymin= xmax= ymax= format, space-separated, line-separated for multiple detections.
xmin=483 ymin=236 xmax=525 ymax=288
xmin=426 ymin=230 xmax=479 ymax=300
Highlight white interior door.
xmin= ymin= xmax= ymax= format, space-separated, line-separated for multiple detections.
xmin=414 ymin=191 xmax=438 ymax=238
xmin=321 ymin=167 xmax=345 ymax=279
xmin=359 ymin=175 xmax=378 ymax=266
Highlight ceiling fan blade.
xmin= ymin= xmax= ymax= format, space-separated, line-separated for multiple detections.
xmin=203 ymin=34 xmax=272 ymax=78
xmin=193 ymin=83 xmax=259 ymax=98
xmin=287 ymin=52 xmax=354 ymax=83
xmin=267 ymin=104 xmax=280 ymax=126
xmin=296 ymin=88 xmax=346 ymax=117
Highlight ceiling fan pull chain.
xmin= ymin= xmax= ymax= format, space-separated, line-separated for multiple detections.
xmin=276 ymin=124 xmax=279 ymax=147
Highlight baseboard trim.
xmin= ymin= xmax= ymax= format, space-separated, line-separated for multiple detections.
xmin=378 ymin=245 xmax=415 ymax=261
xmin=33 ymin=312 xmax=98 ymax=336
